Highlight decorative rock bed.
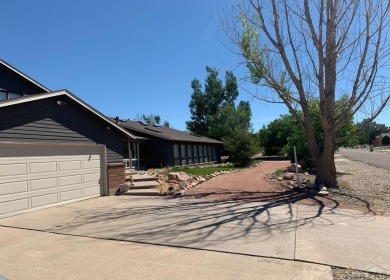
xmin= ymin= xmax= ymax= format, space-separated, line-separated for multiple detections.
xmin=266 ymin=163 xmax=329 ymax=196
xmin=148 ymin=163 xmax=261 ymax=196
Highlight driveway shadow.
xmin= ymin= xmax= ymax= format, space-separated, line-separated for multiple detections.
xmin=44 ymin=190 xmax=374 ymax=259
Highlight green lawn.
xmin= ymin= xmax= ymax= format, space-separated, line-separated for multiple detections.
xmin=170 ymin=161 xmax=261 ymax=176
xmin=170 ymin=165 xmax=241 ymax=176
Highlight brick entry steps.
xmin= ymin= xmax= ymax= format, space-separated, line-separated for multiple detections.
xmin=122 ymin=173 xmax=160 ymax=196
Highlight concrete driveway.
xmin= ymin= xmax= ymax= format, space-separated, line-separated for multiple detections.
xmin=1 ymin=196 xmax=389 ymax=279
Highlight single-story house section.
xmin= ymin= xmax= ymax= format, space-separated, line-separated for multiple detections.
xmin=375 ymin=133 xmax=390 ymax=146
xmin=0 ymin=60 xmax=144 ymax=218
xmin=113 ymin=118 xmax=223 ymax=169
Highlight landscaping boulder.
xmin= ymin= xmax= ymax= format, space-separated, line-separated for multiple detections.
xmin=179 ymin=181 xmax=187 ymax=190
xmin=318 ymin=185 xmax=328 ymax=192
xmin=168 ymin=172 xmax=191 ymax=182
xmin=283 ymin=173 xmax=294 ymax=180
xmin=287 ymin=163 xmax=302 ymax=173
xmin=318 ymin=190 xmax=329 ymax=196
xmin=302 ymin=178 xmax=311 ymax=184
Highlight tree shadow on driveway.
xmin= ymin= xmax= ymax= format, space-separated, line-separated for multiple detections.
xmin=47 ymin=190 xmax=375 ymax=259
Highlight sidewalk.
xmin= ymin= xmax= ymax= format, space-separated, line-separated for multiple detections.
xmin=0 ymin=226 xmax=331 ymax=280
xmin=0 ymin=196 xmax=389 ymax=278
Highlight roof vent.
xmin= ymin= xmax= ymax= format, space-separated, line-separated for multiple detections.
xmin=138 ymin=121 xmax=149 ymax=126
xmin=153 ymin=124 xmax=160 ymax=127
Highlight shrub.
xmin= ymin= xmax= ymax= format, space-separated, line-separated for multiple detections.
xmin=224 ymin=130 xmax=257 ymax=166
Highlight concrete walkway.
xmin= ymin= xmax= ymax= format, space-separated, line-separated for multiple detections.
xmin=1 ymin=196 xmax=389 ymax=279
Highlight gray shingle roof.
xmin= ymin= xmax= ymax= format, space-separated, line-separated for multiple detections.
xmin=116 ymin=120 xmax=223 ymax=144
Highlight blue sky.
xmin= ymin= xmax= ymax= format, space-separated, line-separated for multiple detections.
xmin=1 ymin=1 xmax=387 ymax=130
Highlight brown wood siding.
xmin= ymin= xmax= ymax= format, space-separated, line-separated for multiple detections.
xmin=0 ymin=96 xmax=124 ymax=163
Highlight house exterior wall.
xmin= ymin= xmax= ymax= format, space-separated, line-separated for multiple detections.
xmin=107 ymin=163 xmax=125 ymax=195
xmin=0 ymin=65 xmax=46 ymax=95
xmin=121 ymin=127 xmax=221 ymax=168
xmin=0 ymin=96 xmax=124 ymax=163
xmin=377 ymin=133 xmax=390 ymax=145
xmin=147 ymin=137 xmax=168 ymax=168
xmin=168 ymin=142 xmax=221 ymax=167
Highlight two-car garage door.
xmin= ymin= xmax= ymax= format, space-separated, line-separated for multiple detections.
xmin=0 ymin=144 xmax=105 ymax=218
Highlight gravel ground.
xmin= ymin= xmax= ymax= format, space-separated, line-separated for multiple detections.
xmin=332 ymin=159 xmax=390 ymax=216
xmin=333 ymin=268 xmax=390 ymax=280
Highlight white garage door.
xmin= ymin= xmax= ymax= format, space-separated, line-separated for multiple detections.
xmin=0 ymin=144 xmax=105 ymax=218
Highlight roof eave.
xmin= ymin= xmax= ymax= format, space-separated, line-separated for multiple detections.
xmin=0 ymin=59 xmax=51 ymax=93
xmin=0 ymin=90 xmax=139 ymax=141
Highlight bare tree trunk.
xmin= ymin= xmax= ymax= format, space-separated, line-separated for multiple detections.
xmin=315 ymin=150 xmax=337 ymax=188
xmin=314 ymin=130 xmax=338 ymax=188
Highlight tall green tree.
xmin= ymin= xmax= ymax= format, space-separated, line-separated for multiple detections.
xmin=187 ymin=67 xmax=256 ymax=166
xmin=229 ymin=0 xmax=390 ymax=187
xmin=208 ymin=101 xmax=252 ymax=140
xmin=186 ymin=67 xmax=239 ymax=137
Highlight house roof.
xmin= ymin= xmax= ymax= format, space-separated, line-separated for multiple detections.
xmin=0 ymin=90 xmax=143 ymax=141
xmin=115 ymin=119 xmax=223 ymax=144
xmin=0 ymin=59 xmax=51 ymax=93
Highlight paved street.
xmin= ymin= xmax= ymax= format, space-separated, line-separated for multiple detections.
xmin=338 ymin=148 xmax=390 ymax=170
xmin=1 ymin=196 xmax=389 ymax=279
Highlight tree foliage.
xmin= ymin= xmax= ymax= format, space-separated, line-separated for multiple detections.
xmin=187 ymin=67 xmax=256 ymax=165
xmin=259 ymin=99 xmax=357 ymax=164
xmin=186 ymin=67 xmax=239 ymax=137
xmin=228 ymin=0 xmax=390 ymax=187
xmin=134 ymin=113 xmax=169 ymax=127
xmin=355 ymin=119 xmax=390 ymax=145
xmin=224 ymin=129 xmax=257 ymax=166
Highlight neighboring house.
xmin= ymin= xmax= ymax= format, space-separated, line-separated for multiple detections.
xmin=114 ymin=118 xmax=223 ymax=168
xmin=0 ymin=60 xmax=143 ymax=218
xmin=375 ymin=133 xmax=390 ymax=145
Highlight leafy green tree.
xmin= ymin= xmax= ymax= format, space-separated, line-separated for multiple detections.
xmin=258 ymin=115 xmax=296 ymax=155
xmin=187 ymin=67 xmax=256 ymax=165
xmin=208 ymin=101 xmax=252 ymax=140
xmin=186 ymin=67 xmax=239 ymax=137
xmin=260 ymin=99 xmax=357 ymax=164
xmin=224 ymin=129 xmax=257 ymax=166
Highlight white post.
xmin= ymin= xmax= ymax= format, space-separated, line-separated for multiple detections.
xmin=294 ymin=146 xmax=301 ymax=188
